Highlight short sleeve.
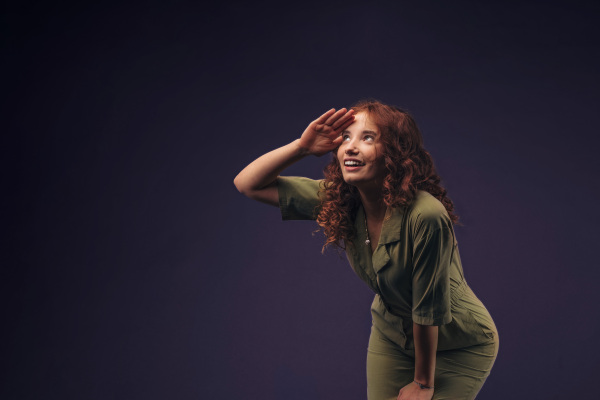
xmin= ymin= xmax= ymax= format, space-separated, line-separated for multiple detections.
xmin=411 ymin=216 xmax=455 ymax=326
xmin=277 ymin=176 xmax=324 ymax=221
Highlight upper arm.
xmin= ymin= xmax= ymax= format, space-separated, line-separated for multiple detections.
xmin=277 ymin=176 xmax=323 ymax=220
xmin=240 ymin=181 xmax=279 ymax=207
xmin=237 ymin=176 xmax=324 ymax=219
xmin=410 ymin=204 xmax=455 ymax=326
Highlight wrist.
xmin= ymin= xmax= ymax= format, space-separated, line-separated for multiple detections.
xmin=413 ymin=380 xmax=434 ymax=390
xmin=414 ymin=370 xmax=435 ymax=388
xmin=293 ymin=139 xmax=312 ymax=157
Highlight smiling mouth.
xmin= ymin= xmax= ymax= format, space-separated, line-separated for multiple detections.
xmin=344 ymin=160 xmax=365 ymax=166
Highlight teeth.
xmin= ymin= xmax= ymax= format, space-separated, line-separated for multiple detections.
xmin=345 ymin=161 xmax=363 ymax=166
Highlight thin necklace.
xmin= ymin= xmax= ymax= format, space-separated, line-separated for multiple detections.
xmin=364 ymin=213 xmax=371 ymax=246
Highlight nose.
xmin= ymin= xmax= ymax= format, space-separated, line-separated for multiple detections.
xmin=344 ymin=138 xmax=358 ymax=154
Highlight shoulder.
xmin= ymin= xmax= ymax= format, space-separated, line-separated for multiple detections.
xmin=277 ymin=176 xmax=325 ymax=192
xmin=277 ymin=176 xmax=323 ymax=184
xmin=406 ymin=190 xmax=452 ymax=233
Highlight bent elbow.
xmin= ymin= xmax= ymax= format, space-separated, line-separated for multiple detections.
xmin=233 ymin=175 xmax=247 ymax=195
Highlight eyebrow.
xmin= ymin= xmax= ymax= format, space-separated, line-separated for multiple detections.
xmin=342 ymin=129 xmax=378 ymax=135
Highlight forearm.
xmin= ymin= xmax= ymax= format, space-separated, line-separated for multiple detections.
xmin=234 ymin=108 xmax=352 ymax=205
xmin=413 ymin=322 xmax=438 ymax=387
xmin=234 ymin=139 xmax=309 ymax=198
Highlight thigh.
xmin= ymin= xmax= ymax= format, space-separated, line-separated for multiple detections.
xmin=366 ymin=326 xmax=414 ymax=400
xmin=433 ymin=339 xmax=499 ymax=400
xmin=367 ymin=326 xmax=499 ymax=400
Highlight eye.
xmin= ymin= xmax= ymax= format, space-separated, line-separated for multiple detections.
xmin=364 ymin=135 xmax=374 ymax=142
xmin=342 ymin=134 xmax=351 ymax=141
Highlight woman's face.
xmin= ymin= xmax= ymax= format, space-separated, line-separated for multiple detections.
xmin=336 ymin=112 xmax=386 ymax=189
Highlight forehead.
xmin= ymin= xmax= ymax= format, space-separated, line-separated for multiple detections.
xmin=346 ymin=112 xmax=379 ymax=134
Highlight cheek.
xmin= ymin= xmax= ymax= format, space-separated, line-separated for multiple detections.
xmin=336 ymin=148 xmax=344 ymax=163
xmin=364 ymin=148 xmax=379 ymax=163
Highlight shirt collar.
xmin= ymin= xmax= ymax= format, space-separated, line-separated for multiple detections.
xmin=355 ymin=204 xmax=405 ymax=246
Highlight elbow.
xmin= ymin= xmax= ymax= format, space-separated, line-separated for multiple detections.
xmin=233 ymin=174 xmax=247 ymax=195
xmin=234 ymin=173 xmax=278 ymax=204
xmin=233 ymin=173 xmax=258 ymax=198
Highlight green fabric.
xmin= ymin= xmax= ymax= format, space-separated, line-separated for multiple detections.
xmin=277 ymin=176 xmax=498 ymax=353
xmin=367 ymin=325 xmax=498 ymax=400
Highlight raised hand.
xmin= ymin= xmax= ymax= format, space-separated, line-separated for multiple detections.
xmin=298 ymin=108 xmax=355 ymax=156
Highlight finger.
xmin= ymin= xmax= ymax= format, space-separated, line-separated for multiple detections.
xmin=314 ymin=108 xmax=336 ymax=125
xmin=331 ymin=135 xmax=344 ymax=146
xmin=324 ymin=107 xmax=347 ymax=125
xmin=335 ymin=116 xmax=356 ymax=134
xmin=331 ymin=110 xmax=355 ymax=130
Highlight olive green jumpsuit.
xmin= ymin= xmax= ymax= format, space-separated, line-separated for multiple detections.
xmin=278 ymin=176 xmax=499 ymax=400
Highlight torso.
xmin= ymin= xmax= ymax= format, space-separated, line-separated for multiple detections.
xmin=346 ymin=191 xmax=498 ymax=351
xmin=277 ymin=176 xmax=498 ymax=352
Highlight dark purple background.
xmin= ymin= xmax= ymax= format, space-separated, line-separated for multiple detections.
xmin=3 ymin=1 xmax=599 ymax=399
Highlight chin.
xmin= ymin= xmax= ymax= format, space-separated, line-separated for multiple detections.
xmin=341 ymin=175 xmax=362 ymax=186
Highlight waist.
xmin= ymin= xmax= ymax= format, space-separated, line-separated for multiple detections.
xmin=380 ymin=279 xmax=470 ymax=317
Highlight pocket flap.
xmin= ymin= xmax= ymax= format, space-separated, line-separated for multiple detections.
xmin=372 ymin=245 xmax=391 ymax=274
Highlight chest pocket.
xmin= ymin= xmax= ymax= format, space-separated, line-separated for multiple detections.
xmin=346 ymin=245 xmax=380 ymax=294
xmin=372 ymin=245 xmax=391 ymax=274
xmin=372 ymin=242 xmax=414 ymax=315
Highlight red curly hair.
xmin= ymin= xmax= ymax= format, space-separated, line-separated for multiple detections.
xmin=315 ymin=99 xmax=459 ymax=250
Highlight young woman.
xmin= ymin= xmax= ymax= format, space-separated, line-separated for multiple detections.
xmin=234 ymin=100 xmax=498 ymax=400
